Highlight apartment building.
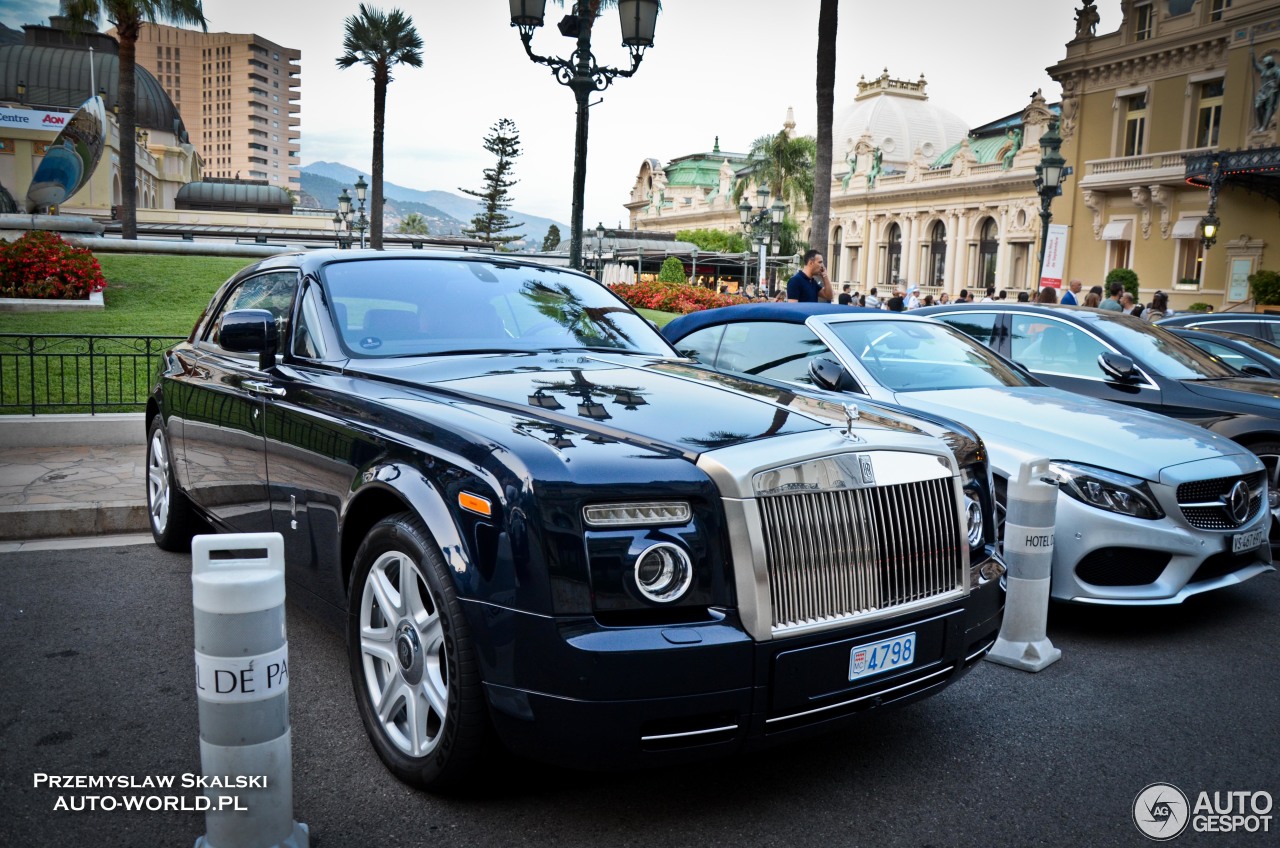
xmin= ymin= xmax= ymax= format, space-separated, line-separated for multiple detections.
xmin=1049 ymin=0 xmax=1280 ymax=308
xmin=125 ymin=22 xmax=300 ymax=190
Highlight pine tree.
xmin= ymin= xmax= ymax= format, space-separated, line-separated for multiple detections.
xmin=542 ymin=224 xmax=562 ymax=252
xmin=460 ymin=118 xmax=525 ymax=248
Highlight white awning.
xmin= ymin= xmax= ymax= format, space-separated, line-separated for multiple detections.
xmin=1171 ymin=218 xmax=1201 ymax=240
xmin=1102 ymin=220 xmax=1133 ymax=241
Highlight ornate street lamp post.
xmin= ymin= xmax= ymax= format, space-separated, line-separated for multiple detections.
xmin=510 ymin=0 xmax=659 ymax=271
xmin=594 ymin=221 xmax=606 ymax=278
xmin=739 ymin=185 xmax=786 ymax=296
xmin=1034 ymin=120 xmax=1068 ymax=291
xmin=353 ymin=175 xmax=369 ymax=250
xmin=689 ymin=246 xmax=699 ymax=286
xmin=1200 ymin=157 xmax=1224 ymax=251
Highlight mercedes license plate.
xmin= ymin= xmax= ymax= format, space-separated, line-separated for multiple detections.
xmin=849 ymin=632 xmax=916 ymax=682
xmin=1232 ymin=527 xmax=1266 ymax=554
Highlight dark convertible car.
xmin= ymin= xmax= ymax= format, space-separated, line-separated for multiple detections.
xmin=147 ymin=251 xmax=1004 ymax=789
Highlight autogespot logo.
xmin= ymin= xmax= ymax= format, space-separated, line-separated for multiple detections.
xmin=1134 ymin=783 xmax=1191 ymax=841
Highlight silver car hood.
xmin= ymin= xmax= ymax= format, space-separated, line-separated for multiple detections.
xmin=893 ymin=386 xmax=1246 ymax=481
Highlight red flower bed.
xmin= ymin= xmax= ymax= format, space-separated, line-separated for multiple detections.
xmin=609 ymin=280 xmax=747 ymax=314
xmin=0 ymin=230 xmax=107 ymax=300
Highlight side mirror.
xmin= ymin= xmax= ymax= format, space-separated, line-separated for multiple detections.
xmin=1098 ymin=351 xmax=1138 ymax=382
xmin=1240 ymin=364 xmax=1270 ymax=378
xmin=219 ymin=308 xmax=279 ymax=370
xmin=809 ymin=357 xmax=862 ymax=393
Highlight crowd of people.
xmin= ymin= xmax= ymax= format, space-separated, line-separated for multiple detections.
xmin=775 ymin=251 xmax=1170 ymax=321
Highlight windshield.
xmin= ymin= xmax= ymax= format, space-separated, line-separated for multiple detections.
xmin=825 ymin=319 xmax=1036 ymax=391
xmin=1094 ymin=316 xmax=1239 ymax=379
xmin=320 ymin=257 xmax=673 ymax=358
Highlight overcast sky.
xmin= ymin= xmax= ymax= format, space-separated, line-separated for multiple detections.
xmin=7 ymin=0 xmax=1123 ymax=232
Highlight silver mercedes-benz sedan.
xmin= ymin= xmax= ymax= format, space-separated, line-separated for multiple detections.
xmin=664 ymin=305 xmax=1274 ymax=605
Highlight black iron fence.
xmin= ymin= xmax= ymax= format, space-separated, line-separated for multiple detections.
xmin=0 ymin=334 xmax=185 ymax=415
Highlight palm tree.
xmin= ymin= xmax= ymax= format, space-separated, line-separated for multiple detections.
xmin=810 ymin=0 xmax=837 ymax=256
xmin=733 ymin=130 xmax=817 ymax=213
xmin=61 ymin=1 xmax=207 ymax=240
xmin=337 ymin=4 xmax=423 ymax=250
xmin=397 ymin=212 xmax=429 ymax=235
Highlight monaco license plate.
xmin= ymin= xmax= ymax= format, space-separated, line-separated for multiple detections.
xmin=1232 ymin=527 xmax=1266 ymax=554
xmin=849 ymin=632 xmax=916 ymax=682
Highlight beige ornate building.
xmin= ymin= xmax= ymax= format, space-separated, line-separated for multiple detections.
xmin=123 ymin=22 xmax=301 ymax=191
xmin=629 ymin=3 xmax=1280 ymax=309
xmin=1050 ymin=0 xmax=1280 ymax=309
xmin=628 ymin=72 xmax=1059 ymax=296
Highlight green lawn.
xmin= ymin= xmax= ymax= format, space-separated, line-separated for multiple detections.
xmin=1 ymin=254 xmax=255 ymax=337
xmin=2 ymin=254 xmax=256 ymax=414
xmin=636 ymin=307 xmax=680 ymax=328
xmin=0 ymin=256 xmax=681 ymax=414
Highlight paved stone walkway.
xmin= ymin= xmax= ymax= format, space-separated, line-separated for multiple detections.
xmin=0 ymin=443 xmax=147 ymax=541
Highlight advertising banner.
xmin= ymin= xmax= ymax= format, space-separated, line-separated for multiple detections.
xmin=0 ymin=106 xmax=76 ymax=133
xmin=1039 ymin=224 xmax=1069 ymax=289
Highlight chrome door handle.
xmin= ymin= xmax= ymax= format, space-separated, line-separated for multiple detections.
xmin=243 ymin=380 xmax=286 ymax=397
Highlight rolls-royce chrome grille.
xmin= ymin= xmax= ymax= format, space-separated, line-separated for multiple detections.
xmin=758 ymin=478 xmax=966 ymax=633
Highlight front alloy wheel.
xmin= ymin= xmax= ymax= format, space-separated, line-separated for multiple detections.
xmin=359 ymin=549 xmax=450 ymax=758
xmin=347 ymin=513 xmax=489 ymax=790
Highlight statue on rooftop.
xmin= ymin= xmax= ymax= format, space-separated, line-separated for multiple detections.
xmin=1074 ymin=2 xmax=1100 ymax=39
xmin=1000 ymin=128 xmax=1022 ymax=170
xmin=841 ymin=143 xmax=858 ymax=190
xmin=866 ymin=147 xmax=883 ymax=188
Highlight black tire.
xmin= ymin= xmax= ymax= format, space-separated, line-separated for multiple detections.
xmin=1245 ymin=441 xmax=1280 ymax=557
xmin=146 ymin=416 xmax=205 ymax=552
xmin=347 ymin=512 xmax=490 ymax=791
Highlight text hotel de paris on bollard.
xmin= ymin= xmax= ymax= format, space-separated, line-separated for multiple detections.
xmin=986 ymin=459 xmax=1062 ymax=672
xmin=192 ymin=533 xmax=309 ymax=848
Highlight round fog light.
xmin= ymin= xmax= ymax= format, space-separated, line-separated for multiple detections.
xmin=634 ymin=543 xmax=693 ymax=603
xmin=965 ymin=495 xmax=984 ymax=548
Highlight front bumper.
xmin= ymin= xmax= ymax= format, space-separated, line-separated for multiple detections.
xmin=1051 ymin=486 xmax=1273 ymax=605
xmin=467 ymin=551 xmax=1003 ymax=770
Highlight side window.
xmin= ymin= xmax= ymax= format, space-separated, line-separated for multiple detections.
xmin=672 ymin=326 xmax=725 ymax=364
xmin=1008 ymin=315 xmax=1109 ymax=379
xmin=291 ymin=284 xmax=329 ymax=360
xmin=1200 ymin=320 xmax=1264 ymax=341
xmin=1191 ymin=339 xmax=1255 ymax=372
xmin=717 ymin=322 xmax=832 ymax=385
xmin=204 ymin=271 xmax=299 ymax=350
xmin=932 ymin=311 xmax=999 ymax=348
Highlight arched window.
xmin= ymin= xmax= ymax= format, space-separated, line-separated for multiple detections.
xmin=979 ymin=217 xmax=999 ymax=288
xmin=885 ymin=223 xmax=902 ymax=286
xmin=929 ymin=221 xmax=947 ymax=287
xmin=830 ymin=226 xmax=843 ymax=280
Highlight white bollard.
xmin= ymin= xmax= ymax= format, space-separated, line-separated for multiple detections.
xmin=986 ymin=459 xmax=1063 ymax=673
xmin=192 ymin=533 xmax=308 ymax=848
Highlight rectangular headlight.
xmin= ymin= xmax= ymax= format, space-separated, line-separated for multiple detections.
xmin=583 ymin=501 xmax=691 ymax=527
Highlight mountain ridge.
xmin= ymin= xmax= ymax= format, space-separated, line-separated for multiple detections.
xmin=301 ymin=161 xmax=568 ymax=248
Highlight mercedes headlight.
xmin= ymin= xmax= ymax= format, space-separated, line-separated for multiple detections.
xmin=1046 ymin=461 xmax=1163 ymax=519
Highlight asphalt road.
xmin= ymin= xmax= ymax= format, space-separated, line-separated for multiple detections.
xmin=0 ymin=542 xmax=1276 ymax=848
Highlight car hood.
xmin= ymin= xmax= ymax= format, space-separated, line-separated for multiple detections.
xmin=343 ymin=352 xmax=933 ymax=458
xmin=1178 ymin=376 xmax=1280 ymax=410
xmin=893 ymin=386 xmax=1243 ymax=480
